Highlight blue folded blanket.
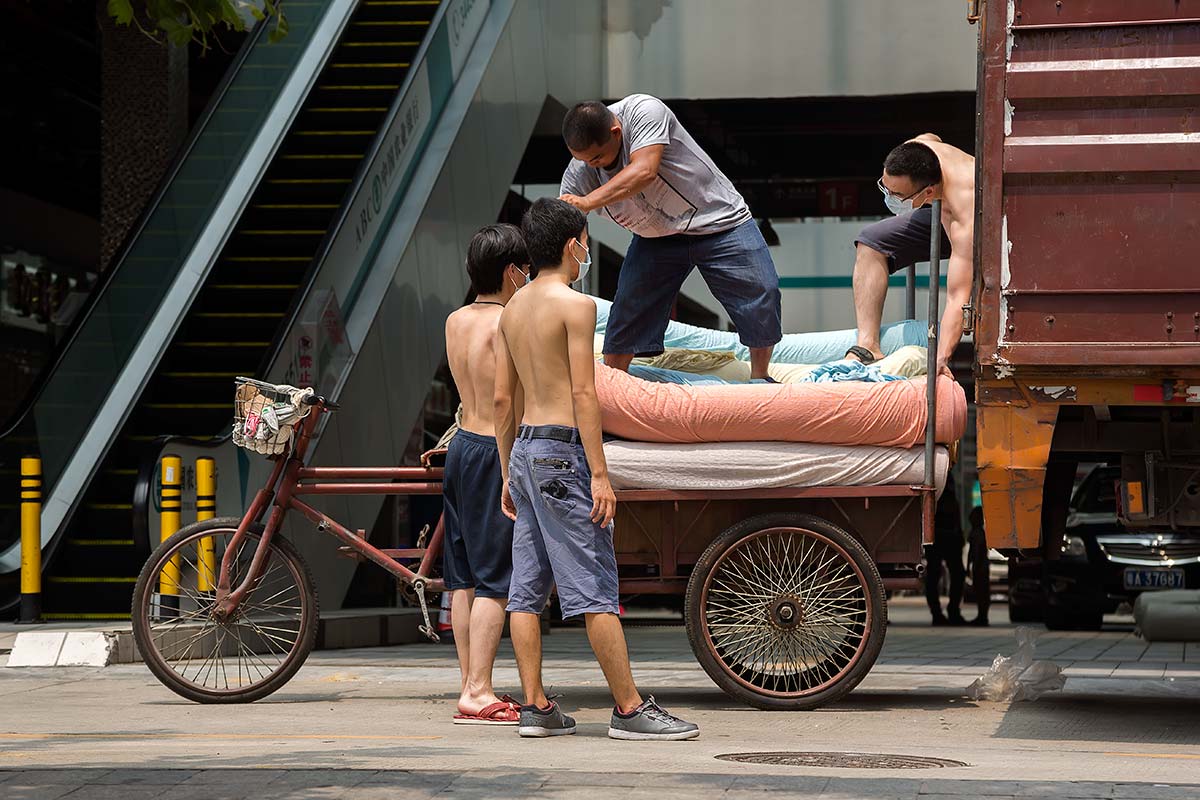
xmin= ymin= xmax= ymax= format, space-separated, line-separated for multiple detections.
xmin=628 ymin=365 xmax=733 ymax=385
xmin=590 ymin=295 xmax=924 ymax=365
xmin=801 ymin=360 xmax=903 ymax=384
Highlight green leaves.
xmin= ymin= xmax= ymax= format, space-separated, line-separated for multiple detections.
xmin=107 ymin=0 xmax=288 ymax=50
xmin=107 ymin=0 xmax=135 ymax=25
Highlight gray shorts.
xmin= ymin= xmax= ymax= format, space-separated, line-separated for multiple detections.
xmin=854 ymin=205 xmax=951 ymax=275
xmin=506 ymin=426 xmax=620 ymax=619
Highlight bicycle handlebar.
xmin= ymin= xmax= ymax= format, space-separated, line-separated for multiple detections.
xmin=303 ymin=394 xmax=340 ymax=411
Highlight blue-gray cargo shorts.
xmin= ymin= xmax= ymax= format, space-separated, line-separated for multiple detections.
xmin=506 ymin=425 xmax=620 ymax=620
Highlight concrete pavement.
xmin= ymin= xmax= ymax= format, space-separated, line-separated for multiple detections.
xmin=1 ymin=598 xmax=1199 ymax=799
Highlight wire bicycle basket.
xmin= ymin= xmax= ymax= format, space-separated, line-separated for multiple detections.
xmin=232 ymin=377 xmax=314 ymax=456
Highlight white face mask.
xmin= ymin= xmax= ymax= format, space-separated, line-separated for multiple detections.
xmin=509 ymin=266 xmax=530 ymax=292
xmin=879 ymin=178 xmax=926 ymax=217
xmin=571 ymin=239 xmax=591 ymax=286
xmin=885 ymin=193 xmax=918 ymax=217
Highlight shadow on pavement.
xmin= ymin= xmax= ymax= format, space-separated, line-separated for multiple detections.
xmin=993 ymin=691 xmax=1200 ymax=745
xmin=1 ymin=767 xmax=1199 ymax=799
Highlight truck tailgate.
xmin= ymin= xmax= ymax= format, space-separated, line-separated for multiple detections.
xmin=977 ymin=0 xmax=1200 ymax=369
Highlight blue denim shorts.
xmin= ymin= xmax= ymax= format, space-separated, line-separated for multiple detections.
xmin=603 ymin=218 xmax=782 ymax=357
xmin=506 ymin=426 xmax=620 ymax=619
xmin=442 ymin=430 xmax=513 ymax=599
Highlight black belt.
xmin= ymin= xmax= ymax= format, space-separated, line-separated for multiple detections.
xmin=518 ymin=425 xmax=581 ymax=444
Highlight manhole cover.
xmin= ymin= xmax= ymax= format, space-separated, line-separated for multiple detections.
xmin=715 ymin=752 xmax=968 ymax=770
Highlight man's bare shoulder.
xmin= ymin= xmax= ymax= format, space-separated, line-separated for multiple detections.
xmin=448 ymin=304 xmax=503 ymax=340
xmin=557 ymin=290 xmax=598 ymax=326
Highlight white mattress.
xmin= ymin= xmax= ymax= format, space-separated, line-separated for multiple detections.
xmin=604 ymin=440 xmax=949 ymax=493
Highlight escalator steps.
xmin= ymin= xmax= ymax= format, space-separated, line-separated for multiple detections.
xmin=43 ymin=0 xmax=442 ymax=617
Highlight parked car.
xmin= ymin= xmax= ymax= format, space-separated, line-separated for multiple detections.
xmin=1040 ymin=465 xmax=1200 ymax=630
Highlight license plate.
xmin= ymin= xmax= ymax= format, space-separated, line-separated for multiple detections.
xmin=1123 ymin=568 xmax=1185 ymax=590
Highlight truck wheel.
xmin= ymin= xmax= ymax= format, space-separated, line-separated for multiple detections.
xmin=1007 ymin=592 xmax=1044 ymax=623
xmin=685 ymin=512 xmax=886 ymax=710
xmin=1043 ymin=604 xmax=1103 ymax=631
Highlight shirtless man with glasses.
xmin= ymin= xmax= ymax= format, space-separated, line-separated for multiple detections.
xmin=845 ymin=134 xmax=975 ymax=377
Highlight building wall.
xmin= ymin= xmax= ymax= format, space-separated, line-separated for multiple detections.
xmin=602 ymin=0 xmax=979 ymax=100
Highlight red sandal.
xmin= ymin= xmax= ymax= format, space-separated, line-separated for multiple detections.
xmin=452 ymin=701 xmax=520 ymax=726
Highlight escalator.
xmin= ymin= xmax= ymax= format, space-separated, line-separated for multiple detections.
xmin=4 ymin=0 xmax=601 ymax=619
xmin=0 ymin=0 xmax=442 ymax=618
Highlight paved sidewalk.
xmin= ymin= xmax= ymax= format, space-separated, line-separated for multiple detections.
xmin=1 ymin=599 xmax=1198 ymax=799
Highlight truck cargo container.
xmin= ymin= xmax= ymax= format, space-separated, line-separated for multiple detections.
xmin=973 ymin=0 xmax=1200 ymax=626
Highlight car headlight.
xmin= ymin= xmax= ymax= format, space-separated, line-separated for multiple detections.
xmin=1061 ymin=535 xmax=1087 ymax=558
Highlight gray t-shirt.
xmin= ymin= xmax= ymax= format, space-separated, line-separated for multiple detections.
xmin=560 ymin=94 xmax=751 ymax=238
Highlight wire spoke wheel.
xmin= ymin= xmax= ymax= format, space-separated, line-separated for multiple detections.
xmin=132 ymin=517 xmax=318 ymax=703
xmin=686 ymin=513 xmax=886 ymax=710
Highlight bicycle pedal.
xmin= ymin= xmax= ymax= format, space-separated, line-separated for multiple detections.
xmin=418 ymin=625 xmax=441 ymax=643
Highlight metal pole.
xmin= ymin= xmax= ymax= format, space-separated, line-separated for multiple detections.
xmin=924 ymin=200 xmax=943 ymax=490
xmin=159 ymin=455 xmax=182 ymax=599
xmin=196 ymin=457 xmax=216 ymax=592
xmin=905 ymin=263 xmax=917 ymax=320
xmin=19 ymin=457 xmax=42 ymax=623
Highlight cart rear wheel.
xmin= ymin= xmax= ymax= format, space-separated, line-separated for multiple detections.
xmin=685 ymin=512 xmax=886 ymax=710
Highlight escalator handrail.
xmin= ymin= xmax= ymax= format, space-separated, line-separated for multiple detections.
xmin=253 ymin=0 xmax=458 ymax=381
xmin=0 ymin=18 xmax=269 ymax=441
xmin=131 ymin=0 xmax=470 ymax=551
xmin=0 ymin=0 xmax=363 ymax=582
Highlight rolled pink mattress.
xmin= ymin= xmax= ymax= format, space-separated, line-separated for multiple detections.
xmin=595 ymin=363 xmax=966 ymax=447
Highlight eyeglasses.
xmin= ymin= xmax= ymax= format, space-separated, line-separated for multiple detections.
xmin=877 ymin=177 xmax=928 ymax=202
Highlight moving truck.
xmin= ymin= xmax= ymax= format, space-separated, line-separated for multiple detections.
xmin=972 ymin=1 xmax=1200 ymax=626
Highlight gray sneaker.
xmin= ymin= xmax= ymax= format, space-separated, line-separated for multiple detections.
xmin=608 ymin=696 xmax=699 ymax=741
xmin=518 ymin=701 xmax=577 ymax=738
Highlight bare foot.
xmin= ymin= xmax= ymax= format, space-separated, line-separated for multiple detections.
xmin=457 ymin=692 xmax=510 ymax=717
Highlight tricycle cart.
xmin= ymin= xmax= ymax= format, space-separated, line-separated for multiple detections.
xmin=132 ymin=211 xmax=948 ymax=710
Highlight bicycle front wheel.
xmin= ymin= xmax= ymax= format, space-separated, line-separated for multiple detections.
xmin=132 ymin=516 xmax=319 ymax=703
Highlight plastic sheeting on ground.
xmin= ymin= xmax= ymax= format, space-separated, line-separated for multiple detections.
xmin=590 ymin=295 xmax=925 ymax=364
xmin=595 ymin=362 xmax=966 ymax=447
xmin=967 ymin=628 xmax=1066 ymax=702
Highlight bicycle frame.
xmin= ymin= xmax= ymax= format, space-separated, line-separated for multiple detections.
xmin=213 ymin=404 xmax=446 ymax=623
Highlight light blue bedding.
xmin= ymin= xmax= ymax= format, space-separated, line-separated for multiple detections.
xmin=590 ymin=295 xmax=924 ymax=365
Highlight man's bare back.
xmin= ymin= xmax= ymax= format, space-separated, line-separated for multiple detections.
xmin=498 ymin=281 xmax=595 ymax=429
xmin=445 ymin=304 xmax=504 ymax=436
xmin=494 ymin=221 xmax=613 ymax=528
xmin=915 ymin=137 xmax=974 ymax=250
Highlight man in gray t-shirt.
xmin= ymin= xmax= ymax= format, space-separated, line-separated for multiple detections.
xmin=559 ymin=95 xmax=781 ymax=380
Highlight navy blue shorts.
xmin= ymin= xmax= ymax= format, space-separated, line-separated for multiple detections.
xmin=506 ymin=426 xmax=620 ymax=620
xmin=442 ymin=430 xmax=513 ymax=599
xmin=604 ymin=218 xmax=782 ymax=357
xmin=854 ymin=206 xmax=951 ymax=275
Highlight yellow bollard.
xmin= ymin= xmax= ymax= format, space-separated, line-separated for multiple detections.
xmin=196 ymin=457 xmax=216 ymax=592
xmin=19 ymin=457 xmax=42 ymax=624
xmin=159 ymin=455 xmax=182 ymax=597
